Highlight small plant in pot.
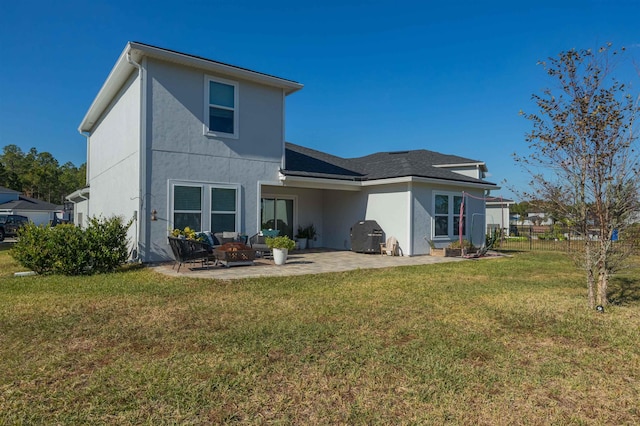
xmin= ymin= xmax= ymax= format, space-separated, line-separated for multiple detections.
xmin=266 ymin=235 xmax=296 ymax=265
xmin=295 ymin=225 xmax=308 ymax=249
xmin=302 ymin=224 xmax=317 ymax=248
xmin=171 ymin=226 xmax=201 ymax=241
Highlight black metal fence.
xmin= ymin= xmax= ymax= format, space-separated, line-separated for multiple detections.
xmin=487 ymin=225 xmax=639 ymax=253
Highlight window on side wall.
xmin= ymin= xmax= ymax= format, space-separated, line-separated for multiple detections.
xmin=205 ymin=76 xmax=238 ymax=138
xmin=433 ymin=192 xmax=466 ymax=239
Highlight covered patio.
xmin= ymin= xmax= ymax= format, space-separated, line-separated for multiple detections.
xmin=151 ymin=249 xmax=467 ymax=280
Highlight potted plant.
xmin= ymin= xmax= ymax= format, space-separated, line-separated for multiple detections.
xmin=266 ymin=235 xmax=296 ymax=265
xmin=303 ymin=223 xmax=317 ymax=248
xmin=295 ymin=225 xmax=308 ymax=250
xmin=445 ymin=239 xmax=476 ymax=257
xmin=427 ymin=239 xmax=445 ymax=257
xmin=171 ymin=226 xmax=201 ymax=241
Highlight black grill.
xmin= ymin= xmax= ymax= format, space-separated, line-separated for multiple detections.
xmin=350 ymin=220 xmax=384 ymax=253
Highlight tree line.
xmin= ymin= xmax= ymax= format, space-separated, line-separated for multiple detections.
xmin=0 ymin=144 xmax=86 ymax=205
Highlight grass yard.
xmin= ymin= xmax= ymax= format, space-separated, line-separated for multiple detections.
xmin=1 ymin=248 xmax=639 ymax=424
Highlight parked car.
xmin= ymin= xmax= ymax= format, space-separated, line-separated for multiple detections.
xmin=0 ymin=214 xmax=29 ymax=241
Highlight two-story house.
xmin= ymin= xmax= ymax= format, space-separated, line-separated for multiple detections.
xmin=70 ymin=42 xmax=497 ymax=262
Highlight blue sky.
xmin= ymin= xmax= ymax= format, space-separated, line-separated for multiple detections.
xmin=1 ymin=0 xmax=639 ymax=199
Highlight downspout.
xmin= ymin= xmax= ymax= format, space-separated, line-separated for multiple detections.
xmin=407 ymin=181 xmax=413 ymax=256
xmin=77 ymin=130 xmax=91 ymax=219
xmin=127 ymin=50 xmax=147 ymax=262
xmin=280 ymin=89 xmax=286 ymax=172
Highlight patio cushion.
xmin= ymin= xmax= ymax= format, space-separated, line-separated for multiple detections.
xmin=214 ymin=232 xmax=236 ymax=245
xmin=261 ymin=229 xmax=280 ymax=238
xmin=202 ymin=231 xmax=216 ymax=247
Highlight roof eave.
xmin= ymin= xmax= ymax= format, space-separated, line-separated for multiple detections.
xmin=66 ymin=187 xmax=90 ymax=202
xmin=363 ymin=176 xmax=498 ymax=190
xmin=79 ymin=43 xmax=135 ymax=133
xmin=433 ymin=162 xmax=487 ymax=171
xmin=280 ymin=173 xmax=498 ymax=191
xmin=129 ymin=42 xmax=303 ymax=94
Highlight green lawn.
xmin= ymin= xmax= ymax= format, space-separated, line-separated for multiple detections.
xmin=1 ymin=249 xmax=639 ymax=424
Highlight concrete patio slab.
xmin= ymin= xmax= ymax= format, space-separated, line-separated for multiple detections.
xmin=151 ymin=249 xmax=469 ymax=280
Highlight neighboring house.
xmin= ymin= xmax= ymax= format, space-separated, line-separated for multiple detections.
xmin=0 ymin=186 xmax=62 ymax=226
xmin=66 ymin=187 xmax=90 ymax=226
xmin=71 ymin=42 xmax=497 ymax=262
xmin=486 ymin=197 xmax=514 ymax=234
xmin=516 ymin=212 xmax=554 ymax=227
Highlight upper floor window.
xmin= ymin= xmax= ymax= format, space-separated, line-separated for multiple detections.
xmin=205 ymin=76 xmax=238 ymax=138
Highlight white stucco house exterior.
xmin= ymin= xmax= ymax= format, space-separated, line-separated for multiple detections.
xmin=71 ymin=42 xmax=498 ymax=262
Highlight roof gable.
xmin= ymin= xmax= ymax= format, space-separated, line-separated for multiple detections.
xmin=80 ymin=42 xmax=303 ymax=133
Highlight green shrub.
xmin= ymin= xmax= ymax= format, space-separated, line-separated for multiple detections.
xmin=486 ymin=229 xmax=503 ymax=248
xmin=266 ymin=235 xmax=296 ymax=250
xmin=448 ymin=239 xmax=474 ymax=249
xmin=85 ymin=216 xmax=131 ymax=273
xmin=10 ymin=223 xmax=56 ymax=274
xmin=11 ymin=216 xmax=131 ymax=275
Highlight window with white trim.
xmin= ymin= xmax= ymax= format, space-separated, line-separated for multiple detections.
xmin=433 ymin=192 xmax=466 ymax=238
xmin=170 ymin=181 xmax=239 ymax=233
xmin=205 ymin=76 xmax=238 ymax=138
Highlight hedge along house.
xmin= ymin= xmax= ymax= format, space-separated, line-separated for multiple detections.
xmin=72 ymin=42 xmax=497 ymax=262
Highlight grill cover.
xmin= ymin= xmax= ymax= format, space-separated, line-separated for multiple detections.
xmin=350 ymin=220 xmax=384 ymax=253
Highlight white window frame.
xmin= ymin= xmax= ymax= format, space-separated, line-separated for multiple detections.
xmin=204 ymin=75 xmax=239 ymax=139
xmin=169 ymin=180 xmax=241 ymax=233
xmin=432 ymin=191 xmax=466 ymax=240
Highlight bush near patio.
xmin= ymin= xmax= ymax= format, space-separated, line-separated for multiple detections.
xmin=0 ymin=250 xmax=638 ymax=424
xmin=11 ymin=216 xmax=131 ymax=275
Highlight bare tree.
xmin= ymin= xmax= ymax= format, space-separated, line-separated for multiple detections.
xmin=517 ymin=44 xmax=640 ymax=309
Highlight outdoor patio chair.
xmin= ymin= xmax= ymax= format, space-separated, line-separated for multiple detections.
xmin=249 ymin=229 xmax=280 ymax=257
xmin=168 ymin=236 xmax=216 ymax=272
xmin=380 ymin=236 xmax=399 ymax=256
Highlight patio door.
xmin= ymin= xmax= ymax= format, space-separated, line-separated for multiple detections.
xmin=261 ymin=197 xmax=294 ymax=239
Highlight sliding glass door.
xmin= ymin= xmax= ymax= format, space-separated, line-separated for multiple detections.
xmin=261 ymin=197 xmax=294 ymax=239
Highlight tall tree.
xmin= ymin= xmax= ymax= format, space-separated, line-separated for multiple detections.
xmin=0 ymin=145 xmax=27 ymax=191
xmin=58 ymin=162 xmax=86 ymax=203
xmin=518 ymin=44 xmax=640 ymax=309
xmin=32 ymin=151 xmax=61 ymax=202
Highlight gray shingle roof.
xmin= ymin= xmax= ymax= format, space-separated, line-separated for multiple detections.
xmin=0 ymin=195 xmax=60 ymax=211
xmin=283 ymin=143 xmax=496 ymax=186
xmin=0 ymin=186 xmax=20 ymax=194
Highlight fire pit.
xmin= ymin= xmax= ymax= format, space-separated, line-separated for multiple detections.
xmin=214 ymin=242 xmax=256 ymax=267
